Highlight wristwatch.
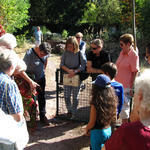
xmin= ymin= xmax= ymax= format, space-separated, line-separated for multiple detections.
xmin=75 ymin=70 xmax=77 ymax=74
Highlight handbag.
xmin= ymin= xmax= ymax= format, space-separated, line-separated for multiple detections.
xmin=77 ymin=51 xmax=89 ymax=81
xmin=63 ymin=74 xmax=79 ymax=87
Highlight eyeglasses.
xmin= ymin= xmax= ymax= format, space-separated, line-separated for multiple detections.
xmin=120 ymin=43 xmax=123 ymax=46
xmin=91 ymin=47 xmax=99 ymax=50
xmin=76 ymin=37 xmax=81 ymax=39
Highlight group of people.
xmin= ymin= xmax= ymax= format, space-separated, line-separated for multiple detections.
xmin=0 ymin=24 xmax=150 ymax=150
xmin=0 ymin=29 xmax=51 ymax=149
xmin=86 ymin=35 xmax=150 ymax=150
xmin=60 ymin=32 xmax=150 ymax=150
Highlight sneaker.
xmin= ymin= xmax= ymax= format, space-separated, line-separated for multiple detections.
xmin=40 ymin=116 xmax=49 ymax=126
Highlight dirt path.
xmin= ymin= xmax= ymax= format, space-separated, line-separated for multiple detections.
xmin=18 ymin=53 xmax=90 ymax=150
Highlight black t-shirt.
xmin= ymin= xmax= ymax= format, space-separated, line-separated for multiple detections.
xmin=87 ymin=49 xmax=112 ymax=80
xmin=91 ymin=102 xmax=105 ymax=129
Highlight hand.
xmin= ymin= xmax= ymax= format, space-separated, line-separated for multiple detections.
xmin=86 ymin=128 xmax=90 ymax=136
xmin=87 ymin=66 xmax=94 ymax=73
xmin=68 ymin=69 xmax=75 ymax=78
xmin=30 ymin=81 xmax=39 ymax=94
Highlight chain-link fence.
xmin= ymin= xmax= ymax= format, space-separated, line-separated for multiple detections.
xmin=55 ymin=69 xmax=93 ymax=123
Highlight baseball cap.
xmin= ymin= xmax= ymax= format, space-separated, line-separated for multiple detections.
xmin=92 ymin=74 xmax=111 ymax=88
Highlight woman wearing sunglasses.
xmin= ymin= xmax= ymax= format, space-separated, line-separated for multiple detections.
xmin=76 ymin=32 xmax=86 ymax=56
xmin=87 ymin=39 xmax=111 ymax=81
xmin=115 ymin=34 xmax=139 ymax=124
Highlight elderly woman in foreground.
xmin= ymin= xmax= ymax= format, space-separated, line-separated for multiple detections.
xmin=101 ymin=69 xmax=150 ymax=150
xmin=0 ymin=48 xmax=27 ymax=149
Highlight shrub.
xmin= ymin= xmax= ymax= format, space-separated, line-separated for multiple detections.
xmin=62 ymin=30 xmax=68 ymax=39
xmin=41 ymin=26 xmax=50 ymax=35
xmin=16 ymin=30 xmax=29 ymax=48
xmin=44 ymin=31 xmax=52 ymax=41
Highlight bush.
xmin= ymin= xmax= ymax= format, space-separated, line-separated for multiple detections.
xmin=41 ymin=26 xmax=50 ymax=35
xmin=62 ymin=30 xmax=68 ymax=39
xmin=16 ymin=31 xmax=29 ymax=48
xmin=44 ymin=31 xmax=52 ymax=41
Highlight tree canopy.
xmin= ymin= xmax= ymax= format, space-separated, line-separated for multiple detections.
xmin=29 ymin=0 xmax=88 ymax=31
xmin=81 ymin=0 xmax=121 ymax=27
xmin=0 ymin=0 xmax=30 ymax=33
xmin=1 ymin=0 xmax=150 ymax=39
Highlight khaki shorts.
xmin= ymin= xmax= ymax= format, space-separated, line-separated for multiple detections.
xmin=120 ymin=88 xmax=131 ymax=119
xmin=35 ymin=41 xmax=41 ymax=47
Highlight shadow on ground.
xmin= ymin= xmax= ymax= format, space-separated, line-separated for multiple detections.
xmin=25 ymin=118 xmax=90 ymax=150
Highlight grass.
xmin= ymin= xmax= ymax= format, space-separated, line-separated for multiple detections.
xmin=14 ymin=42 xmax=34 ymax=54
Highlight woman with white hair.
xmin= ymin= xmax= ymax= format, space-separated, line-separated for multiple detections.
xmin=0 ymin=49 xmax=23 ymax=122
xmin=0 ymin=49 xmax=24 ymax=149
xmin=0 ymin=33 xmax=17 ymax=49
xmin=0 ymin=33 xmax=39 ymax=93
xmin=101 ymin=69 xmax=150 ymax=150
xmin=0 ymin=49 xmax=29 ymax=150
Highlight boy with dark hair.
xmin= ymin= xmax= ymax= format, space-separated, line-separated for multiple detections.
xmin=101 ymin=62 xmax=124 ymax=118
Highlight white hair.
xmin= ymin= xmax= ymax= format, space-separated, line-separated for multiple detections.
xmin=0 ymin=48 xmax=19 ymax=72
xmin=0 ymin=33 xmax=17 ymax=50
xmin=134 ymin=69 xmax=150 ymax=110
xmin=16 ymin=59 xmax=27 ymax=72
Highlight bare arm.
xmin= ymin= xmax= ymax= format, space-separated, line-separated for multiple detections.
xmin=130 ymin=71 xmax=138 ymax=96
xmin=86 ymin=104 xmax=97 ymax=136
xmin=101 ymin=145 xmax=106 ymax=150
xmin=41 ymin=35 xmax=43 ymax=41
xmin=87 ymin=60 xmax=102 ymax=74
xmin=11 ymin=112 xmax=22 ymax=122
xmin=19 ymin=71 xmax=39 ymax=94
xmin=44 ymin=59 xmax=48 ymax=70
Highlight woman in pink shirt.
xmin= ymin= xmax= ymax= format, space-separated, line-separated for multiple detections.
xmin=115 ymin=34 xmax=139 ymax=124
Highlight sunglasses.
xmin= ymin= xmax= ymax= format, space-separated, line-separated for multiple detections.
xmin=91 ymin=47 xmax=99 ymax=50
xmin=120 ymin=43 xmax=123 ymax=46
xmin=76 ymin=37 xmax=81 ymax=39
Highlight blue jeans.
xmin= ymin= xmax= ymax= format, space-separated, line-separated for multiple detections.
xmin=90 ymin=127 xmax=111 ymax=150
